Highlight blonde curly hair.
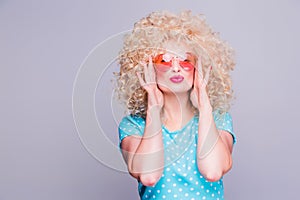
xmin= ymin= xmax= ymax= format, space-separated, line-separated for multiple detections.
xmin=115 ymin=10 xmax=235 ymax=118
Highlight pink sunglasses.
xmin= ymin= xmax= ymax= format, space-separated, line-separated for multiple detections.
xmin=153 ymin=53 xmax=197 ymax=72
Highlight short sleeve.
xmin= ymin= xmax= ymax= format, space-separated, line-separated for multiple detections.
xmin=213 ymin=110 xmax=237 ymax=145
xmin=118 ymin=115 xmax=145 ymax=149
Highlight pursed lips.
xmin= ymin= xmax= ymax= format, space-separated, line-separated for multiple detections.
xmin=169 ymin=75 xmax=184 ymax=83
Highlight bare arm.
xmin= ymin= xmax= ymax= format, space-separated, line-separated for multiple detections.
xmin=190 ymin=61 xmax=234 ymax=182
xmin=132 ymin=107 xmax=164 ymax=186
xmin=120 ymin=57 xmax=164 ymax=186
xmin=196 ymin=109 xmax=233 ymax=182
xmin=121 ymin=108 xmax=164 ymax=186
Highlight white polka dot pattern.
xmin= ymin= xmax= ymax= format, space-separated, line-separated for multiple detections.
xmin=118 ymin=110 xmax=235 ymax=200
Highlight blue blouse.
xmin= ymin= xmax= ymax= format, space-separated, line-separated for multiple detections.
xmin=118 ymin=110 xmax=236 ymax=200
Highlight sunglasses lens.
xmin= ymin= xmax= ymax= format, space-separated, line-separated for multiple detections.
xmin=153 ymin=54 xmax=172 ymax=71
xmin=179 ymin=61 xmax=194 ymax=71
xmin=154 ymin=63 xmax=172 ymax=72
xmin=153 ymin=53 xmax=196 ymax=72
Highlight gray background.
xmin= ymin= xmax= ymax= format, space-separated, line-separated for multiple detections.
xmin=1 ymin=0 xmax=300 ymax=199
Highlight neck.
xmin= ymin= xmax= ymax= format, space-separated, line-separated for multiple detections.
xmin=162 ymin=92 xmax=195 ymax=125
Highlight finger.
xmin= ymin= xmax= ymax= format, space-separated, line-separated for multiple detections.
xmin=147 ymin=56 xmax=155 ymax=82
xmin=136 ymin=72 xmax=145 ymax=87
xmin=197 ymin=57 xmax=204 ymax=79
xmin=196 ymin=68 xmax=204 ymax=91
xmin=148 ymin=55 xmax=153 ymax=66
xmin=141 ymin=61 xmax=150 ymax=83
xmin=193 ymin=69 xmax=200 ymax=89
xmin=203 ymin=66 xmax=212 ymax=85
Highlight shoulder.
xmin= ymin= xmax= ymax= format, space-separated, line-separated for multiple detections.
xmin=118 ymin=114 xmax=146 ymax=134
xmin=212 ymin=110 xmax=234 ymax=130
xmin=212 ymin=109 xmax=232 ymax=121
xmin=119 ymin=115 xmax=145 ymax=127
xmin=212 ymin=109 xmax=236 ymax=144
xmin=118 ymin=115 xmax=146 ymax=145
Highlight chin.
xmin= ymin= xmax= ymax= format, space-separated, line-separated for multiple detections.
xmin=158 ymin=84 xmax=192 ymax=95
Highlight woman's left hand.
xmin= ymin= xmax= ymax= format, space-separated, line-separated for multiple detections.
xmin=190 ymin=58 xmax=213 ymax=112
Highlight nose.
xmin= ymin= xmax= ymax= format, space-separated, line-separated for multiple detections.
xmin=172 ymin=57 xmax=181 ymax=72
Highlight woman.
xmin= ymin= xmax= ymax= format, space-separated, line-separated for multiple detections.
xmin=115 ymin=10 xmax=236 ymax=200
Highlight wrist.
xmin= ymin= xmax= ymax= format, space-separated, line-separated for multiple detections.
xmin=145 ymin=105 xmax=162 ymax=135
xmin=147 ymin=104 xmax=162 ymax=115
xmin=198 ymin=105 xmax=213 ymax=114
xmin=146 ymin=105 xmax=162 ymax=123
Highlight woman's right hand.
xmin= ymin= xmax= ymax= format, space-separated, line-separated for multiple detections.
xmin=137 ymin=56 xmax=164 ymax=110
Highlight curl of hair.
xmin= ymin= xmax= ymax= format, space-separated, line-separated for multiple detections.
xmin=115 ymin=10 xmax=235 ymax=118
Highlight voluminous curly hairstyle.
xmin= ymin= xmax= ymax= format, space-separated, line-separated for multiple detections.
xmin=115 ymin=10 xmax=235 ymax=118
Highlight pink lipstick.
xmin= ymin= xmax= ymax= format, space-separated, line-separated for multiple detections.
xmin=170 ymin=75 xmax=184 ymax=83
